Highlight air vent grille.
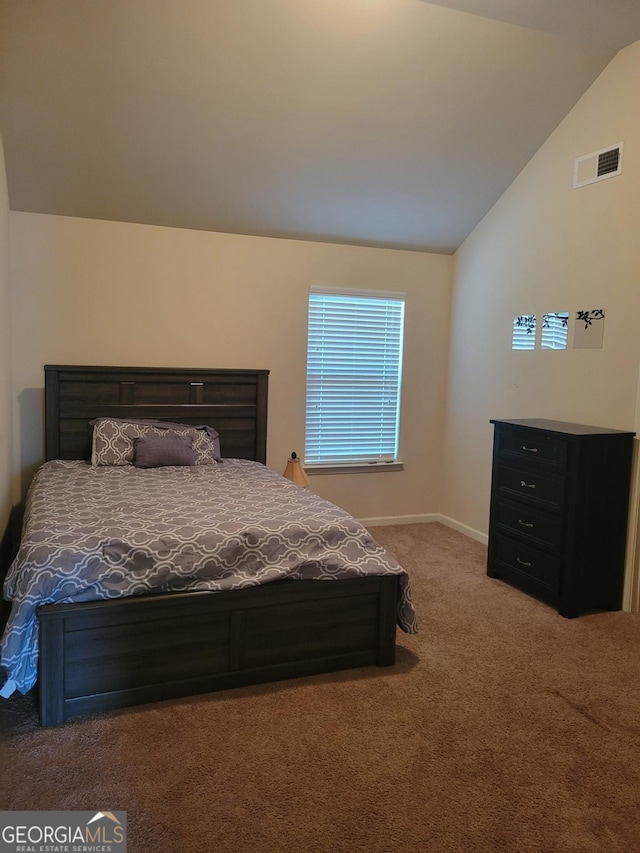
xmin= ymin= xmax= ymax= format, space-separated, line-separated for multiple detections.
xmin=597 ymin=147 xmax=620 ymax=176
xmin=574 ymin=143 xmax=623 ymax=188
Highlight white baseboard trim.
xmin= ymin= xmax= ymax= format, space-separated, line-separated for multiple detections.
xmin=437 ymin=514 xmax=488 ymax=545
xmin=358 ymin=512 xmax=488 ymax=545
xmin=359 ymin=513 xmax=439 ymax=527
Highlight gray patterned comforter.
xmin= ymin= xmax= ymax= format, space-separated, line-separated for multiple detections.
xmin=0 ymin=459 xmax=417 ymax=696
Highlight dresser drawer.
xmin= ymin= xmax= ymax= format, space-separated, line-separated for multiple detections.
xmin=492 ymin=499 xmax=563 ymax=553
xmin=493 ymin=464 xmax=565 ymax=511
xmin=498 ymin=430 xmax=567 ymax=468
xmin=490 ymin=536 xmax=560 ymax=591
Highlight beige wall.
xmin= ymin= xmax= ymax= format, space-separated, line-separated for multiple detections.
xmin=442 ymin=41 xmax=640 ymax=541
xmin=9 ymin=213 xmax=453 ymax=522
xmin=0 ymin=136 xmax=12 ymax=535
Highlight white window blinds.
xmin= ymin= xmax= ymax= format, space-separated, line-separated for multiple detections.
xmin=305 ymin=288 xmax=405 ymax=466
xmin=541 ymin=312 xmax=569 ymax=350
xmin=512 ymin=314 xmax=536 ymax=350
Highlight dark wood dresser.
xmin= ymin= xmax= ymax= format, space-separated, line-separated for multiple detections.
xmin=487 ymin=418 xmax=635 ymax=617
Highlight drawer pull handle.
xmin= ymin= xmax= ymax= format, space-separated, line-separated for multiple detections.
xmin=518 ymin=519 xmax=534 ymax=528
xmin=522 ymin=445 xmax=538 ymax=453
xmin=520 ymin=480 xmax=536 ymax=489
xmin=516 ymin=557 xmax=532 ymax=567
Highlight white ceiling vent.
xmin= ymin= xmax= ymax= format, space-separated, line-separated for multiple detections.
xmin=573 ymin=143 xmax=623 ymax=188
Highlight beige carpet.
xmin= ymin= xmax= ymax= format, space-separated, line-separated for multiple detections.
xmin=2 ymin=522 xmax=640 ymax=852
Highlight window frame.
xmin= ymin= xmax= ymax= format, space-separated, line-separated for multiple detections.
xmin=304 ymin=286 xmax=406 ymax=473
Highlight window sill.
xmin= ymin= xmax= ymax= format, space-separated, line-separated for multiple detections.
xmin=305 ymin=462 xmax=404 ymax=475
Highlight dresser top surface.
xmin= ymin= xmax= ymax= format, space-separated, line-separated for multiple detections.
xmin=490 ymin=418 xmax=635 ymax=437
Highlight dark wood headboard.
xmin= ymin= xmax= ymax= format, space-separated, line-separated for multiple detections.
xmin=44 ymin=365 xmax=269 ymax=463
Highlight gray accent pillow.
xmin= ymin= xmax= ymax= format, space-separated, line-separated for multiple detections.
xmin=133 ymin=434 xmax=197 ymax=468
xmin=128 ymin=419 xmax=221 ymax=461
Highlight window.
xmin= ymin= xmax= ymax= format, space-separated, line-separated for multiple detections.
xmin=305 ymin=287 xmax=405 ymax=468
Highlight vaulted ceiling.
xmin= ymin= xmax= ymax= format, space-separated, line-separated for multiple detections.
xmin=1 ymin=0 xmax=639 ymax=253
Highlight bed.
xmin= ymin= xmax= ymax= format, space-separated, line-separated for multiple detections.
xmin=1 ymin=365 xmax=417 ymax=726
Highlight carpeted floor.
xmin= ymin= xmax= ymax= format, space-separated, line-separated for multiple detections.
xmin=2 ymin=522 xmax=640 ymax=852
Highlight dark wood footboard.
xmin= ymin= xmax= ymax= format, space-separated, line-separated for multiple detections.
xmin=38 ymin=575 xmax=399 ymax=726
